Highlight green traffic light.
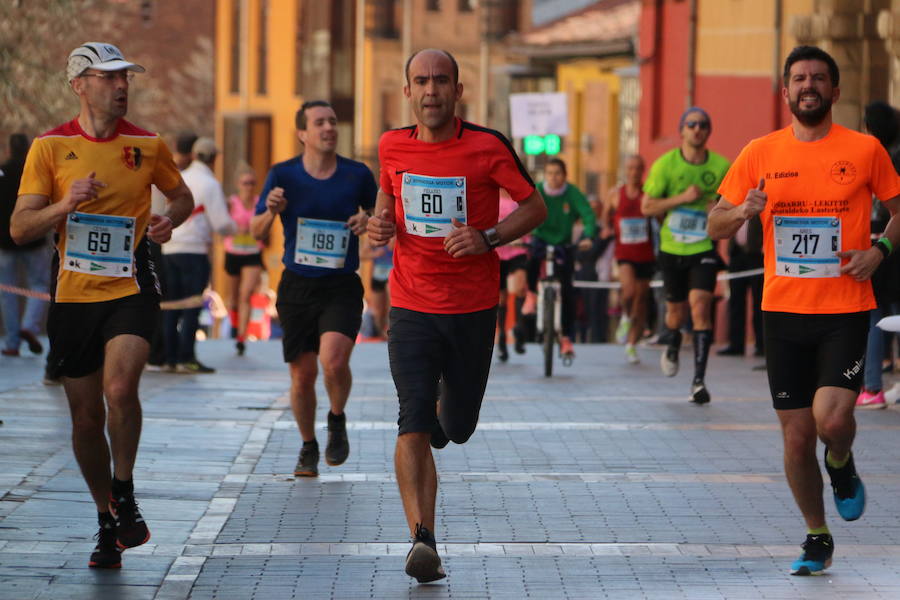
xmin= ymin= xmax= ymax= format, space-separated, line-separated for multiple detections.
xmin=524 ymin=135 xmax=545 ymax=155
xmin=544 ymin=134 xmax=561 ymax=155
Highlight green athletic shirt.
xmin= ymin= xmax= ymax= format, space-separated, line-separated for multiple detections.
xmin=534 ymin=182 xmax=597 ymax=245
xmin=643 ymin=148 xmax=731 ymax=256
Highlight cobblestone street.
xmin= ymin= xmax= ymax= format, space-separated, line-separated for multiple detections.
xmin=2 ymin=339 xmax=899 ymax=599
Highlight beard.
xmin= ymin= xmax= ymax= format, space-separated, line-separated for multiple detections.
xmin=789 ymin=90 xmax=832 ymax=126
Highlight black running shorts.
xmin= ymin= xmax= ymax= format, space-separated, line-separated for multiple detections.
xmin=763 ymin=311 xmax=868 ymax=410
xmin=499 ymin=254 xmax=528 ymax=290
xmin=659 ymin=250 xmax=721 ymax=302
xmin=46 ymin=292 xmax=159 ymax=379
xmin=224 ymin=252 xmax=264 ymax=276
xmin=617 ymin=259 xmax=656 ymax=281
xmin=389 ymin=306 xmax=496 ymax=442
xmin=276 ymin=270 xmax=363 ymax=362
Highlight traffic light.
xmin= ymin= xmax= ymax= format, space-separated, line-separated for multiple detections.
xmin=523 ymin=134 xmax=561 ymax=156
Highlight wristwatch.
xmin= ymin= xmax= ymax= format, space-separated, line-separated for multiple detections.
xmin=481 ymin=227 xmax=502 ymax=249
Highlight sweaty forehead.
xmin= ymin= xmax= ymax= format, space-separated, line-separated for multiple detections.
xmin=409 ymin=51 xmax=454 ymax=79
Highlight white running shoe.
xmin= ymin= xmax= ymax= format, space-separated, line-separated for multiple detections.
xmin=660 ymin=345 xmax=679 ymax=377
xmin=615 ymin=315 xmax=630 ymax=345
xmin=625 ymin=344 xmax=639 ymax=364
xmin=885 ymin=382 xmax=900 ymax=404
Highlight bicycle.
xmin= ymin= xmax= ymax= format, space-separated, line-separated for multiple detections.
xmin=535 ymin=244 xmax=574 ymax=377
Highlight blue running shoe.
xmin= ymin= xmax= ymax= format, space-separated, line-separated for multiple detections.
xmin=790 ymin=533 xmax=833 ymax=576
xmin=824 ymin=449 xmax=866 ymax=521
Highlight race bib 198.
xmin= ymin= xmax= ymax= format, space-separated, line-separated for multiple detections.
xmin=401 ymin=174 xmax=466 ymax=237
xmin=294 ymin=218 xmax=350 ymax=269
xmin=774 ymin=215 xmax=840 ymax=278
xmin=63 ymin=212 xmax=135 ymax=277
xmin=668 ymin=207 xmax=708 ymax=244
xmin=619 ymin=217 xmax=649 ymax=245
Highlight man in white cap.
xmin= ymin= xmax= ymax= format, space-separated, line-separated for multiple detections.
xmin=10 ymin=42 xmax=194 ymax=569
xmin=161 ymin=136 xmax=236 ymax=373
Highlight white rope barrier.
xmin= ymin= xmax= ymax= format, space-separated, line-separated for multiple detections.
xmin=572 ymin=268 xmax=764 ymax=290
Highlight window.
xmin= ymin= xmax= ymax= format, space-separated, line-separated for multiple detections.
xmin=426 ymin=0 xmax=441 ymax=11
xmin=257 ymin=0 xmax=268 ymax=94
xmin=458 ymin=0 xmax=475 ymax=11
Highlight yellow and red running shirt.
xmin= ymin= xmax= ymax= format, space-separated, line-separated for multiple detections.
xmin=379 ymin=118 xmax=535 ymax=314
xmin=18 ymin=118 xmax=183 ymax=303
xmin=718 ymin=124 xmax=900 ymax=314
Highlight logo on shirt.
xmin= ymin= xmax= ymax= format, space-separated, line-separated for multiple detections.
xmin=766 ymin=170 xmax=798 ymax=179
xmin=830 ymin=161 xmax=856 ymax=185
xmin=701 ymin=171 xmax=717 ymax=186
xmin=122 ymin=146 xmax=143 ymax=171
xmin=65 ymin=151 xmax=78 ymax=160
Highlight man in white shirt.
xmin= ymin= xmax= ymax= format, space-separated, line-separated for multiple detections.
xmin=161 ymin=137 xmax=236 ymax=373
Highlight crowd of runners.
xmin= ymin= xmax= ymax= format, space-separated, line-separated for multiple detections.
xmin=2 ymin=39 xmax=900 ymax=583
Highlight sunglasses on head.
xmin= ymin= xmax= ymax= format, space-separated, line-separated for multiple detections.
xmin=684 ymin=120 xmax=710 ymax=130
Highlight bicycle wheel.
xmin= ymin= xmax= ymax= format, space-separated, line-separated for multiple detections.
xmin=542 ymin=287 xmax=555 ymax=377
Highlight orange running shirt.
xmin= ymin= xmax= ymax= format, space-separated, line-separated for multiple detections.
xmin=18 ymin=118 xmax=183 ymax=303
xmin=717 ymin=124 xmax=900 ymax=314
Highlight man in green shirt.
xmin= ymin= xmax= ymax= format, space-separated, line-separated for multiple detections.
xmin=642 ymin=107 xmax=730 ymax=404
xmin=527 ymin=158 xmax=597 ymax=357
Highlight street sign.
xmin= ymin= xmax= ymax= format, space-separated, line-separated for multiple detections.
xmin=509 ymin=92 xmax=568 ymax=139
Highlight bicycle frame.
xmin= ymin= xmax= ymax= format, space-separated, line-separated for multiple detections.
xmin=535 ymin=244 xmax=567 ymax=376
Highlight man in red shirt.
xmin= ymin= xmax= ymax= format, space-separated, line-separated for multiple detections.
xmin=368 ymin=49 xmax=545 ymax=583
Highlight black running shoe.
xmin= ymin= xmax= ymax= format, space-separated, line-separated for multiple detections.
xmin=790 ymin=533 xmax=834 ymax=576
xmin=20 ymin=330 xmax=43 ymax=355
xmin=513 ymin=325 xmax=526 ymax=354
xmin=110 ymin=492 xmax=150 ymax=549
xmin=497 ymin=342 xmax=509 ymax=363
xmin=325 ymin=412 xmax=349 ymax=466
xmin=824 ymin=449 xmax=866 ymax=521
xmin=405 ymin=523 xmax=446 ymax=583
xmin=236 ymin=341 xmax=245 ymax=356
xmin=690 ymin=380 xmax=710 ymax=404
xmin=294 ymin=440 xmax=319 ymax=477
xmin=89 ymin=516 xmax=121 ymax=569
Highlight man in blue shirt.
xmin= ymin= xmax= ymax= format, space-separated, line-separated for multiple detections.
xmin=252 ymin=100 xmax=376 ymax=477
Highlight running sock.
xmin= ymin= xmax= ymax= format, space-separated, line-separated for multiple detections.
xmin=692 ymin=329 xmax=712 ymax=383
xmin=228 ymin=309 xmax=238 ymax=329
xmin=98 ymin=511 xmax=115 ymax=525
xmin=514 ymin=296 xmax=524 ymax=320
xmin=303 ymin=439 xmax=318 ymax=447
xmin=497 ymin=304 xmax=507 ymax=344
xmin=111 ymin=477 xmax=133 ymax=498
xmin=826 ymin=450 xmax=850 ymax=470
xmin=236 ymin=334 xmax=245 ymax=343
xmin=808 ymin=525 xmax=830 ymax=536
xmin=667 ymin=328 xmax=683 ymax=350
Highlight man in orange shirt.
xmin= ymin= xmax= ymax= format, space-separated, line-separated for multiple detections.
xmin=710 ymin=46 xmax=900 ymax=576
xmin=10 ymin=43 xmax=193 ymax=569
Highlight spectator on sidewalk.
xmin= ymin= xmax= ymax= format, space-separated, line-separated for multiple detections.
xmin=161 ymin=136 xmax=236 ymax=373
xmin=147 ymin=131 xmax=196 ymax=370
xmin=0 ymin=133 xmax=50 ymax=358
xmin=856 ymin=101 xmax=900 ymax=408
xmin=718 ymin=215 xmax=764 ymax=357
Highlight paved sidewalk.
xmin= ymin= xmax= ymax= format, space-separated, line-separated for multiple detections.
xmin=1 ymin=338 xmax=900 ymax=599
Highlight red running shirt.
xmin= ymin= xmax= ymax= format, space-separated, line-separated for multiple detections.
xmin=613 ymin=185 xmax=655 ymax=263
xmin=379 ymin=118 xmax=535 ymax=314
